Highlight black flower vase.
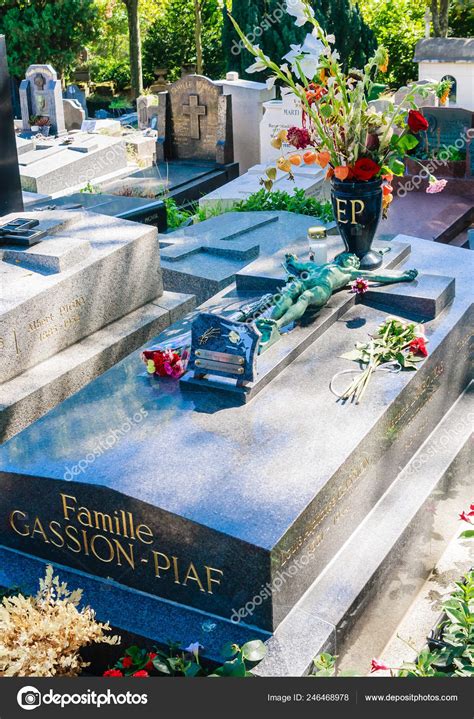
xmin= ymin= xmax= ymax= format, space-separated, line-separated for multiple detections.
xmin=331 ymin=178 xmax=383 ymax=270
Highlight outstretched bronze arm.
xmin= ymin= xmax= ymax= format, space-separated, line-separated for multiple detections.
xmin=349 ymin=268 xmax=418 ymax=284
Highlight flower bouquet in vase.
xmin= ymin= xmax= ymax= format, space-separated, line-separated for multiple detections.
xmin=229 ymin=0 xmax=446 ymax=270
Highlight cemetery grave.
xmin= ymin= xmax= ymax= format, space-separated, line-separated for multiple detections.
xmin=0 ymin=1 xmax=472 ymax=688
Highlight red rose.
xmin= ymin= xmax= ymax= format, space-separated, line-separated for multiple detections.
xmin=351 ymin=157 xmax=380 ymax=181
xmin=132 ymin=670 xmax=149 ymax=677
xmin=121 ymin=656 xmax=133 ymax=669
xmin=103 ymin=669 xmax=123 ymax=677
xmin=407 ymin=110 xmax=429 ymax=133
xmin=408 ymin=337 xmax=428 ymax=356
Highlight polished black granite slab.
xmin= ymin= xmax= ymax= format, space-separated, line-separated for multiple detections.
xmin=99 ymin=160 xmax=239 ymax=208
xmin=0 ymin=233 xmax=471 ymax=633
xmin=29 ymin=192 xmax=167 ymax=231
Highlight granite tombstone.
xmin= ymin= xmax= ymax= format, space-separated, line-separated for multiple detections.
xmin=0 ymin=222 xmax=469 ymax=658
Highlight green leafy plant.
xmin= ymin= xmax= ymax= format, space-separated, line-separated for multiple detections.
xmin=235 ymin=188 xmax=334 ymax=223
xmin=164 ymin=198 xmax=194 ymax=230
xmin=103 ymin=639 xmax=266 ymax=677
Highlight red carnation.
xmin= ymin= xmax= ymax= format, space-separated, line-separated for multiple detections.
xmin=409 ymin=336 xmax=428 ymax=357
xmin=351 ymin=157 xmax=380 ymax=181
xmin=121 ymin=656 xmax=133 ymax=669
xmin=287 ymin=126 xmax=311 ymax=150
xmin=132 ymin=670 xmax=149 ymax=677
xmin=407 ymin=110 xmax=429 ymax=133
xmin=103 ymin=669 xmax=123 ymax=677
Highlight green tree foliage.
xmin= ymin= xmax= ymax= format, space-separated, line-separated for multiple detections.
xmin=142 ymin=0 xmax=225 ymax=84
xmin=0 ymin=0 xmax=99 ymax=80
xmin=358 ymin=0 xmax=426 ymax=87
xmin=449 ymin=0 xmax=474 ymax=37
xmin=222 ymin=0 xmax=377 ymax=79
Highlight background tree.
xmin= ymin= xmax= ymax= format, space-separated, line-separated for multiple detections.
xmin=142 ymin=0 xmax=224 ymax=84
xmin=448 ymin=0 xmax=474 ymax=36
xmin=0 ymin=0 xmax=99 ymax=80
xmin=121 ymin=0 xmax=143 ymax=97
xmin=431 ymin=0 xmax=449 ymax=36
xmin=358 ymin=0 xmax=426 ymax=87
xmin=222 ymin=0 xmax=377 ymax=80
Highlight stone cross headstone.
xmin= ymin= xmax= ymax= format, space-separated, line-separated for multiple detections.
xmin=157 ymin=75 xmax=234 ymax=164
xmin=0 ymin=35 xmax=23 ymax=215
xmin=65 ymin=84 xmax=88 ymax=116
xmin=19 ymin=64 xmax=66 ymax=136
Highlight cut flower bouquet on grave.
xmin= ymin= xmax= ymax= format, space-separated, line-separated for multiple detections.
xmin=229 ymin=0 xmax=447 ymax=215
xmin=332 ymin=317 xmax=429 ymax=404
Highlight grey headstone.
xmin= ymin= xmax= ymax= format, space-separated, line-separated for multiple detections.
xmin=63 ymin=98 xmax=86 ymax=131
xmin=65 ymin=84 xmax=88 ymax=116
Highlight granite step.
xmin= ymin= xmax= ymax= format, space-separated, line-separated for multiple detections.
xmin=253 ymin=384 xmax=472 ymax=676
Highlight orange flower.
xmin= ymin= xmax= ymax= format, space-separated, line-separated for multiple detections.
xmin=326 ymin=167 xmax=334 ymax=180
xmin=289 ymin=154 xmax=302 ymax=166
xmin=315 ymin=151 xmax=330 ymax=168
xmin=379 ymin=51 xmax=389 ymax=73
xmin=382 ymin=192 xmax=393 ymax=209
xmin=382 ymin=183 xmax=393 ymax=195
xmin=334 ymin=165 xmax=350 ymax=180
xmin=382 ymin=173 xmax=393 ymax=182
xmin=303 ymin=150 xmax=317 ymax=165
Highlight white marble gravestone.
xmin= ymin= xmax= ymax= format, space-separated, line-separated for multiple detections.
xmin=215 ymin=73 xmax=275 ymax=173
xmin=260 ymin=89 xmax=312 ymax=164
xmin=20 ymin=64 xmax=66 ymax=136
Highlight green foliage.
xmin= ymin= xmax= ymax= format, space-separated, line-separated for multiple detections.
xmin=0 ymin=0 xmax=99 ymax=80
xmin=165 ymin=198 xmax=194 ymax=230
xmin=235 ymin=188 xmax=334 ymax=223
xmin=107 ymin=639 xmax=266 ymax=677
xmin=142 ymin=0 xmax=225 ymax=84
xmin=89 ymin=57 xmax=131 ymax=91
xmin=357 ymin=0 xmax=426 ymax=87
xmin=223 ymin=0 xmax=377 ymax=79
xmin=449 ymin=0 xmax=474 ymax=37
xmin=312 ymin=571 xmax=474 ymax=678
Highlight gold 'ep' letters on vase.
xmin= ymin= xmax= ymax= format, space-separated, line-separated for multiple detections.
xmin=335 ymin=198 xmax=365 ymax=224
xmin=9 ymin=493 xmax=224 ymax=596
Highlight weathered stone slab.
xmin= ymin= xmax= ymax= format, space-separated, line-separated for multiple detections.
xmin=2 ymin=236 xmax=91 ymax=274
xmin=0 ymin=209 xmax=163 ymax=383
xmin=63 ymin=98 xmax=86 ymax=131
xmin=19 ymin=135 xmax=127 ymax=195
xmin=363 ymin=273 xmax=456 ymax=320
xmin=0 ymin=233 xmax=470 ymax=633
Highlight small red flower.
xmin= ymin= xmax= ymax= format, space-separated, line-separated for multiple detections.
xmin=351 ymin=277 xmax=369 ymax=295
xmin=407 ymin=110 xmax=429 ymax=133
xmin=287 ymin=126 xmax=311 ymax=149
xmin=459 ymin=511 xmax=472 ymax=523
xmin=351 ymin=157 xmax=380 ymax=181
xmin=370 ymin=658 xmax=390 ymax=673
xmin=132 ymin=670 xmax=149 ymax=677
xmin=121 ymin=656 xmax=133 ymax=669
xmin=145 ymin=652 xmax=157 ymax=671
xmin=408 ymin=336 xmax=428 ymax=357
xmin=103 ymin=669 xmax=123 ymax=677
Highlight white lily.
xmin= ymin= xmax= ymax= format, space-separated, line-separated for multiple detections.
xmin=286 ymin=0 xmax=314 ymax=27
